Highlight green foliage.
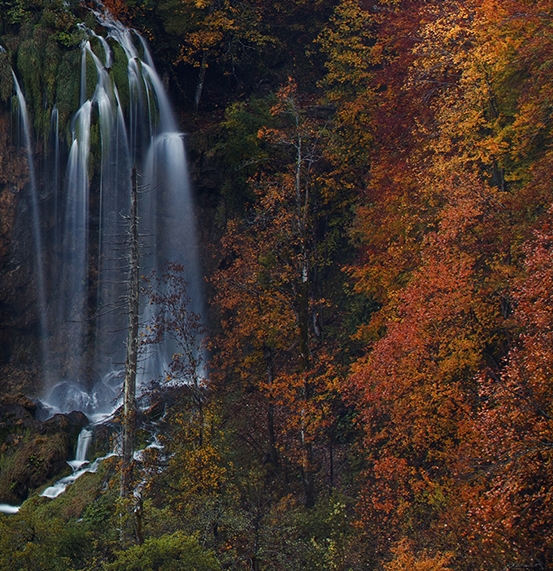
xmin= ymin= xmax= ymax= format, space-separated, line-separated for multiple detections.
xmin=16 ymin=26 xmax=65 ymax=137
xmin=219 ymin=494 xmax=360 ymax=571
xmin=55 ymin=49 xmax=81 ymax=129
xmin=81 ymin=497 xmax=114 ymax=528
xmin=0 ymin=0 xmax=83 ymax=139
xmin=0 ymin=511 xmax=81 ymax=570
xmin=103 ymin=532 xmax=221 ymax=571
xmin=0 ymin=0 xmax=94 ymax=140
xmin=3 ymin=0 xmax=31 ymax=25
xmin=40 ymin=462 xmax=118 ymax=523
xmin=108 ymin=41 xmax=130 ymax=110
xmin=216 ymin=96 xmax=274 ymax=214
xmin=16 ymin=35 xmax=42 ymax=113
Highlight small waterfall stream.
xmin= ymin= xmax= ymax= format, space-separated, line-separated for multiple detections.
xmin=0 ymin=504 xmax=20 ymax=515
xmin=67 ymin=428 xmax=93 ymax=472
xmin=41 ymin=426 xmax=115 ymax=499
xmin=12 ymin=72 xmax=48 ymax=371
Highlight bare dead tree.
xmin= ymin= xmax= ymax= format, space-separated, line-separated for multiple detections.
xmin=121 ymin=166 xmax=139 ymax=499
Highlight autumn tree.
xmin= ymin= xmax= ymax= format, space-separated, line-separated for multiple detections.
xmin=339 ymin=0 xmax=553 ymax=568
xmin=316 ymin=0 xmax=374 ymax=206
xmin=384 ymin=539 xmax=453 ymax=571
xmin=349 ymin=176 xmax=505 ymax=565
xmin=141 ymin=262 xmax=207 ymax=438
xmin=320 ymin=0 xmax=443 ymax=326
xmin=150 ymin=0 xmax=281 ymax=109
xmin=472 ymin=218 xmax=553 ymax=569
xmin=211 ymin=79 xmax=350 ymax=508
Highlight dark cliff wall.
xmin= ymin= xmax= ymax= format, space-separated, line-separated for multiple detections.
xmin=0 ymin=110 xmax=43 ymax=395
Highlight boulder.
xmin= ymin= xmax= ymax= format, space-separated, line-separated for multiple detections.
xmin=0 ymin=396 xmax=89 ymax=504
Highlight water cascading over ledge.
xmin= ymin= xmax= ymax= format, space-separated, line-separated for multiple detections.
xmin=7 ymin=7 xmax=204 ymax=414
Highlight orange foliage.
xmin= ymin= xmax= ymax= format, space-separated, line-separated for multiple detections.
xmin=350 ymin=176 xmax=503 ymax=556
xmin=203 ymin=0 xmax=553 ymax=565
xmin=101 ymin=0 xmax=132 ymax=24
xmin=339 ymin=0 xmax=553 ymax=566
xmin=473 ymin=218 xmax=553 ymax=568
xmin=210 ymin=80 xmax=347 ymax=505
xmin=384 ymin=539 xmax=453 ymax=571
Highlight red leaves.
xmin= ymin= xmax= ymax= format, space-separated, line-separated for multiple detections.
xmin=349 ymin=177 xmax=500 ymax=556
xmin=198 ymin=0 xmax=553 ymax=564
xmin=473 ymin=219 xmax=553 ymax=566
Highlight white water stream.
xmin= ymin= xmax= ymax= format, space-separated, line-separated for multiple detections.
xmin=12 ymin=72 xmax=48 ymax=372
xmin=0 ymin=504 xmax=20 ymax=515
xmin=41 ymin=428 xmax=97 ymax=499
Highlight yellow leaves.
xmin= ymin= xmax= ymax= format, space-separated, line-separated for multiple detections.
xmin=317 ymin=0 xmax=375 ymax=97
xmin=400 ymin=0 xmax=553 ymax=182
xmin=324 ymin=0 xmax=553 ymax=565
xmin=171 ymin=0 xmax=268 ymax=68
xmin=318 ymin=0 xmax=374 ymax=101
xmin=161 ymin=406 xmax=238 ymax=519
xmin=179 ymin=444 xmax=228 ymax=495
xmin=438 ymin=337 xmax=481 ymax=379
xmin=410 ymin=1 xmax=474 ymax=75
xmin=384 ymin=539 xmax=454 ymax=571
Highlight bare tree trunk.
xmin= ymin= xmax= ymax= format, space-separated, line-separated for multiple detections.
xmin=299 ymin=276 xmax=315 ymax=508
xmin=194 ymin=50 xmax=208 ymax=111
xmin=265 ymin=346 xmax=279 ymax=469
xmin=295 ymin=126 xmax=315 ymax=508
xmin=121 ymin=166 xmax=139 ymax=499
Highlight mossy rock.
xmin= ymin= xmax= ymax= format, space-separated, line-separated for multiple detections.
xmin=36 ymin=454 xmax=119 ymax=521
xmin=0 ymin=406 xmax=88 ymax=504
xmin=88 ymin=422 xmax=116 ymax=461
xmin=0 ymin=431 xmax=70 ymax=503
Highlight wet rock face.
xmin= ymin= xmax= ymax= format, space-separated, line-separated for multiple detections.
xmin=0 ymin=109 xmax=42 ymax=394
xmin=0 ymin=113 xmax=29 ymax=266
xmin=42 ymin=410 xmax=90 ymax=436
xmin=0 ymin=394 xmax=89 ymax=504
xmin=0 ymin=393 xmax=36 ymax=429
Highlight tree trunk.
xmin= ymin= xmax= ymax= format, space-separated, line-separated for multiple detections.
xmin=194 ymin=50 xmax=208 ymax=111
xmin=121 ymin=166 xmax=139 ymax=499
xmin=298 ymin=275 xmax=315 ymax=507
xmin=265 ymin=347 xmax=279 ymax=469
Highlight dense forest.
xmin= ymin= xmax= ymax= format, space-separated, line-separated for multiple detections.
xmin=1 ymin=0 xmax=553 ymax=569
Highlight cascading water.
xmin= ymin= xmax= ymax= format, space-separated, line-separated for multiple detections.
xmin=41 ymin=426 xmax=115 ymax=499
xmin=0 ymin=503 xmax=20 ymax=515
xmin=12 ymin=72 xmax=49 ymax=371
xmin=10 ymin=8 xmax=204 ymax=413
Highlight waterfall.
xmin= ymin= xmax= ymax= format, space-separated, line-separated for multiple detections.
xmin=48 ymin=106 xmax=61 ymax=265
xmin=67 ymin=428 xmax=93 ymax=471
xmin=41 ymin=427 xmax=115 ymax=499
xmin=58 ymin=99 xmax=92 ymax=383
xmin=11 ymin=72 xmax=48 ymax=370
xmin=8 ymin=7 xmax=204 ymax=411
